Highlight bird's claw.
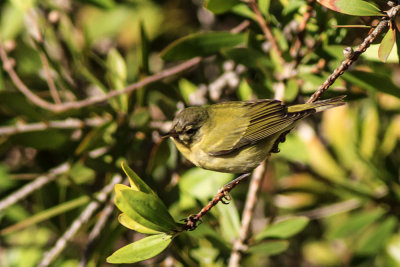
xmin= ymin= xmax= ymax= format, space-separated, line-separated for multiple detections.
xmin=219 ymin=189 xmax=232 ymax=204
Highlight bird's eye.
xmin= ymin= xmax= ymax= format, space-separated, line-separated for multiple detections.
xmin=185 ymin=128 xmax=197 ymax=135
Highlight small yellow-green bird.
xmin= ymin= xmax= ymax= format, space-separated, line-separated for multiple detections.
xmin=166 ymin=96 xmax=345 ymax=173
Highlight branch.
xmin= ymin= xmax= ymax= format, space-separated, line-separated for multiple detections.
xmin=0 ymin=40 xmax=202 ymax=113
xmin=0 ymin=163 xmax=70 ymax=212
xmin=247 ymin=0 xmax=285 ymax=64
xmin=307 ymin=4 xmax=400 ymax=103
xmin=39 ymin=50 xmax=62 ymax=104
xmin=228 ymin=161 xmax=267 ymax=267
xmin=0 ymin=117 xmax=108 ymax=136
xmin=184 ymin=173 xmax=251 ymax=230
xmin=291 ymin=0 xmax=315 ymax=62
xmin=79 ymin=198 xmax=116 ymax=267
xmin=38 ymin=174 xmax=122 ymax=267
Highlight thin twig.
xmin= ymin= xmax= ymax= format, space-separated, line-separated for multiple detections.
xmin=291 ymin=0 xmax=315 ymax=62
xmin=307 ymin=5 xmax=400 ymax=103
xmin=0 ymin=163 xmax=70 ymax=212
xmin=184 ymin=173 xmax=251 ymax=230
xmin=38 ymin=175 xmax=122 ymax=267
xmin=0 ymin=40 xmax=201 ymax=113
xmin=228 ymin=162 xmax=267 ymax=267
xmin=247 ymin=0 xmax=284 ymax=64
xmin=0 ymin=117 xmax=108 ymax=136
xmin=79 ymin=197 xmax=116 ymax=267
xmin=39 ymin=51 xmax=62 ymax=104
xmin=294 ymin=198 xmax=361 ymax=219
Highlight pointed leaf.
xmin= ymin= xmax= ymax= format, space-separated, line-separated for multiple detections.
xmin=379 ymin=28 xmax=396 ymax=62
xmin=121 ymin=162 xmax=154 ymax=194
xmin=356 ymin=216 xmax=397 ymax=255
xmin=107 ymin=234 xmax=172 ymax=264
xmin=204 ymin=0 xmax=240 ymax=14
xmin=342 ymin=71 xmax=400 ymax=98
xmin=248 ymin=240 xmax=289 ymax=255
xmin=161 ymin=32 xmax=245 ymax=61
xmin=317 ymin=0 xmax=382 ymax=16
xmin=216 ymin=200 xmax=241 ymax=241
xmin=119 ymin=190 xmax=178 ymax=232
xmin=118 ymin=213 xmax=161 ymax=234
xmin=255 ymin=217 xmax=310 ymax=241
xmin=139 ymin=21 xmax=150 ymax=74
xmin=327 ymin=209 xmax=384 ymax=239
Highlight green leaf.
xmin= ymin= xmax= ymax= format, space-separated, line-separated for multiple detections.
xmin=118 ymin=213 xmax=161 ymax=235
xmin=247 ymin=240 xmax=289 ymax=255
xmin=342 ymin=70 xmax=400 ymax=98
xmin=107 ymin=48 xmax=128 ymax=112
xmin=140 ymin=21 xmax=150 ymax=74
xmin=204 ymin=0 xmax=240 ymax=14
xmin=81 ymin=0 xmax=116 ymax=9
xmin=107 ymin=233 xmax=172 ymax=264
xmin=11 ymin=130 xmax=69 ymax=150
xmin=179 ymin=168 xmax=233 ymax=202
xmin=121 ymin=162 xmax=154 ymax=194
xmin=317 ymin=0 xmax=382 ymax=16
xmin=0 ymin=3 xmax=24 ymax=41
xmin=379 ymin=29 xmax=396 ymax=62
xmin=255 ymin=217 xmax=310 ymax=241
xmin=362 ymin=43 xmax=399 ymax=62
xmin=216 ymin=200 xmax=241 ymax=241
xmin=179 ymin=78 xmax=198 ymax=104
xmin=1 ymin=196 xmax=90 ymax=236
xmin=116 ymin=190 xmax=178 ymax=233
xmin=356 ymin=216 xmax=397 ymax=255
xmin=161 ymin=32 xmax=245 ymax=61
xmin=327 ymin=209 xmax=384 ymax=239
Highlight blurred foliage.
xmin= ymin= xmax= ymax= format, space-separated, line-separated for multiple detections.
xmin=0 ymin=0 xmax=400 ymax=266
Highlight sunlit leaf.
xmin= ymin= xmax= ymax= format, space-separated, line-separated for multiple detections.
xmin=106 ymin=233 xmax=172 ymax=264
xmin=360 ymin=104 xmax=379 ymax=159
xmin=117 ymin=190 xmax=179 ymax=233
xmin=121 ymin=162 xmax=154 ymax=194
xmin=81 ymin=0 xmax=116 ymax=9
xmin=179 ymin=168 xmax=233 ymax=204
xmin=118 ymin=213 xmax=161 ymax=235
xmin=255 ymin=217 xmax=310 ymax=241
xmin=317 ymin=0 xmax=382 ymax=16
xmin=161 ymin=32 xmax=245 ymax=61
xmin=379 ymin=29 xmax=396 ymax=62
xmin=215 ymin=200 xmax=241 ymax=241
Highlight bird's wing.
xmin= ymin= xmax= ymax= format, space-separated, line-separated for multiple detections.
xmin=207 ymin=100 xmax=314 ymax=156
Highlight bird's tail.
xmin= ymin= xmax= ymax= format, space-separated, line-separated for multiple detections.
xmin=287 ymin=95 xmax=346 ymax=113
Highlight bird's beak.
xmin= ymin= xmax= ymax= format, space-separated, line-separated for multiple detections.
xmin=162 ymin=130 xmax=178 ymax=139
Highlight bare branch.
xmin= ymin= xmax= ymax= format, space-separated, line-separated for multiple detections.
xmin=39 ymin=50 xmax=62 ymax=104
xmin=0 ymin=163 xmax=70 ymax=212
xmin=247 ymin=0 xmax=285 ymax=64
xmin=228 ymin=161 xmax=267 ymax=267
xmin=38 ymin=174 xmax=122 ymax=267
xmin=0 ymin=117 xmax=108 ymax=136
xmin=79 ymin=197 xmax=116 ymax=267
xmin=0 ymin=40 xmax=202 ymax=113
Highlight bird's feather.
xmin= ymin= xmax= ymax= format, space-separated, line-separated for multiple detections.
xmin=204 ymin=100 xmax=315 ymax=156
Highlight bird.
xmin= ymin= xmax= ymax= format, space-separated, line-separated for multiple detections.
xmin=165 ymin=96 xmax=345 ymax=174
